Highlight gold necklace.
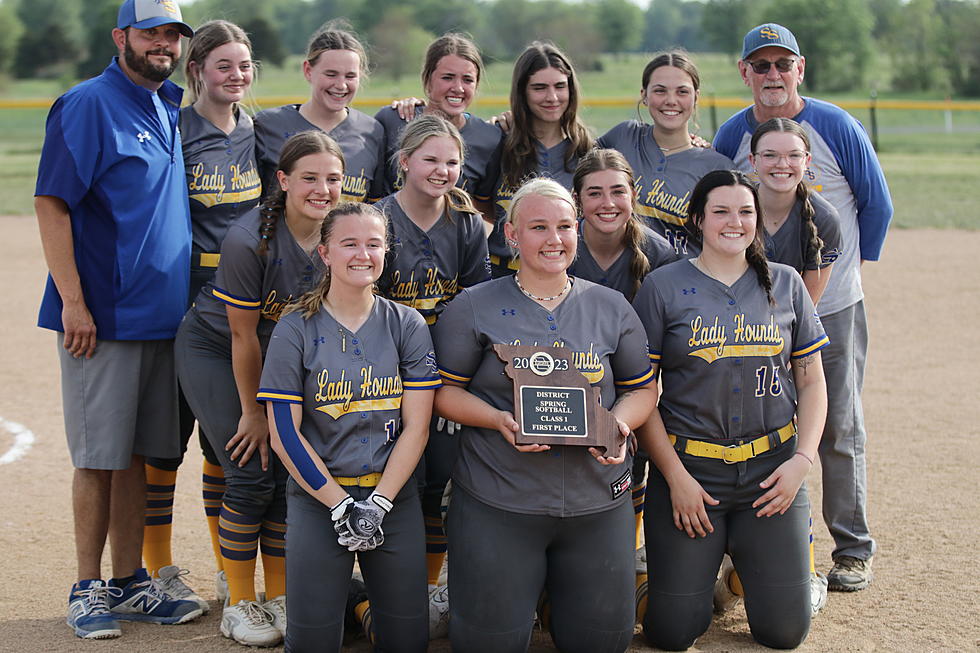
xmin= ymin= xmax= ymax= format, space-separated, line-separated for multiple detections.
xmin=514 ymin=274 xmax=571 ymax=302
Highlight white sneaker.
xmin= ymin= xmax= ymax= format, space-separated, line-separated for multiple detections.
xmin=811 ymin=571 xmax=829 ymax=615
xmin=263 ymin=595 xmax=286 ymax=638
xmin=220 ymin=600 xmax=282 ymax=647
xmin=428 ymin=584 xmax=450 ymax=640
xmin=155 ymin=565 xmax=209 ymax=614
xmin=216 ymin=570 xmax=229 ymax=604
xmin=712 ymin=554 xmax=742 ymax=614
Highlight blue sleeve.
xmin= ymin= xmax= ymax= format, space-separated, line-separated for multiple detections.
xmin=711 ymin=112 xmax=749 ymax=160
xmin=820 ymin=114 xmax=893 ymax=262
xmin=35 ymin=92 xmax=103 ymax=207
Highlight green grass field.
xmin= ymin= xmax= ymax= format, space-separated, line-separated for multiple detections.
xmin=3 ymin=53 xmax=979 ymax=225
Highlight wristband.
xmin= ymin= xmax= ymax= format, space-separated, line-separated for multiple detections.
xmin=794 ymin=451 xmax=814 ymax=465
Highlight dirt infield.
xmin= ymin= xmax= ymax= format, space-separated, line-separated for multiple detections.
xmin=1 ymin=215 xmax=977 ymax=652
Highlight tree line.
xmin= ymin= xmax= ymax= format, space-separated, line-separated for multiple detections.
xmin=2 ymin=0 xmax=979 ymax=96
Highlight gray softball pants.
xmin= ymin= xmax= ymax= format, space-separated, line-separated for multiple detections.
xmin=642 ymin=437 xmax=811 ymax=650
xmin=448 ymin=486 xmax=635 ymax=653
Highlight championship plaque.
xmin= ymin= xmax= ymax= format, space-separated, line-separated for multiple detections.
xmin=493 ymin=344 xmax=623 ymax=452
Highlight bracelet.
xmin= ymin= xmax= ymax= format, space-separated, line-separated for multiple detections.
xmin=794 ymin=451 xmax=814 ymax=465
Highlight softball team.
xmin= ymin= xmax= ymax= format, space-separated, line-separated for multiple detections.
xmin=598 ymin=51 xmax=734 ymax=257
xmin=176 ymin=131 xmax=345 ymax=647
xmin=74 ymin=17 xmax=843 ymax=651
xmin=487 ymin=41 xmax=594 ymax=277
xmin=260 ymin=202 xmax=438 ymax=652
xmin=633 ymin=170 xmax=828 ymax=649
xmin=432 ymin=179 xmax=656 ymax=653
xmin=254 ymin=22 xmax=385 ymax=203
xmin=142 ymin=20 xmax=261 ymax=609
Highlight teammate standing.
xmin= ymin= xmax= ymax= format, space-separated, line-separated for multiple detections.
xmin=373 ymin=115 xmax=489 ymax=620
xmin=142 ymin=19 xmax=261 ymax=609
xmin=176 ymin=132 xmax=346 ymax=647
xmin=432 ymin=178 xmax=656 ymax=653
xmin=714 ymin=23 xmax=892 ymax=591
xmin=255 ymin=21 xmax=385 ymax=204
xmin=633 ymin=170 xmax=828 ymax=649
xmin=375 ymin=33 xmax=501 ymax=220
xmin=260 ymin=202 xmax=438 ymax=652
xmin=598 ymin=51 xmax=733 ymax=258
xmin=35 ymin=0 xmax=203 ymax=638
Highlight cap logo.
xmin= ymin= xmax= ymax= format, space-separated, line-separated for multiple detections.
xmin=760 ymin=27 xmax=780 ymax=40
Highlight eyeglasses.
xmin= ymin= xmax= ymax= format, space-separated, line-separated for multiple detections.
xmin=746 ymin=58 xmax=797 ymax=74
xmin=755 ymin=150 xmax=808 ymax=165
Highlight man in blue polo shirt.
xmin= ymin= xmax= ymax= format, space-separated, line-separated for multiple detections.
xmin=35 ymin=0 xmax=205 ymax=639
xmin=714 ymin=23 xmax=892 ymax=602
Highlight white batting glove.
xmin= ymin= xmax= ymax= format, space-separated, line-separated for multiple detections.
xmin=348 ymin=492 xmax=394 ymax=545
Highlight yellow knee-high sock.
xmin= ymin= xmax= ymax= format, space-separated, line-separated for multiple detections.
xmin=260 ymin=520 xmax=287 ymax=599
xmin=355 ymin=601 xmax=375 ymax=644
xmin=632 ymin=479 xmax=647 ymax=550
xmin=202 ymin=460 xmax=226 ymax=571
xmin=729 ymin=569 xmax=744 ymax=595
xmin=143 ymin=464 xmax=177 ymax=576
xmin=219 ymin=504 xmax=260 ymax=604
xmin=635 ymin=573 xmax=649 ymax=624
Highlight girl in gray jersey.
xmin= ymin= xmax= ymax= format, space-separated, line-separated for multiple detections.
xmin=488 ymin=42 xmax=594 ymax=277
xmin=598 ymin=51 xmax=733 ymax=258
xmin=751 ymin=118 xmax=843 ymax=305
xmin=433 ymin=179 xmax=656 ymax=653
xmin=568 ymin=149 xmax=677 ymax=597
xmin=176 ymin=132 xmax=346 ymax=647
xmin=254 ymin=21 xmax=385 ymax=204
xmin=632 ymin=170 xmax=828 ymax=650
xmin=260 ymin=203 xmax=438 ymax=653
xmin=375 ymin=116 xmax=490 ymax=598
xmin=143 ymin=19 xmax=262 ymax=609
xmin=375 ymin=33 xmax=501 ymax=218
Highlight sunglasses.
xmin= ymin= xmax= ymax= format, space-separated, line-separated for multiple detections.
xmin=746 ymin=58 xmax=798 ymax=74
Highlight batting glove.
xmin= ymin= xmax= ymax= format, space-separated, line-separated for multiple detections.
xmin=348 ymin=492 xmax=394 ymax=544
xmin=330 ymin=496 xmax=364 ymax=550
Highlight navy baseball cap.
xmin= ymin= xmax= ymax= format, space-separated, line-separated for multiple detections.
xmin=741 ymin=23 xmax=800 ymax=59
xmin=118 ymin=0 xmax=193 ymax=38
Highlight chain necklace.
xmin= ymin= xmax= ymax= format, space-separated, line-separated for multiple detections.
xmin=514 ymin=274 xmax=571 ymax=302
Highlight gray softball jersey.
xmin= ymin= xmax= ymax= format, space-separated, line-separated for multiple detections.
xmin=569 ymin=222 xmax=679 ymax=299
xmin=179 ymin=106 xmax=262 ymax=256
xmin=632 ymin=260 xmax=828 ymax=441
xmin=598 ymin=121 xmax=734 ymax=257
xmin=765 ymin=191 xmax=843 ymax=272
xmin=254 ymin=104 xmax=386 ymax=203
xmin=487 ymin=138 xmax=578 ymax=261
xmin=374 ymin=106 xmax=503 ymax=200
xmin=374 ymin=195 xmax=490 ymax=325
xmin=432 ymin=277 xmax=655 ymax=517
xmin=258 ymin=299 xmax=441 ymax=478
xmin=192 ymin=207 xmax=324 ymax=351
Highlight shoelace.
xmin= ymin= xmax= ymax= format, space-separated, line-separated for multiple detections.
xmin=74 ymin=586 xmax=123 ymax=615
xmin=157 ymin=568 xmax=193 ymax=598
xmin=240 ymin=600 xmax=275 ymax=626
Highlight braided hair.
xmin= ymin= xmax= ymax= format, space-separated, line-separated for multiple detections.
xmin=687 ymin=170 xmax=774 ymax=304
xmin=751 ymin=118 xmax=824 ymax=269
xmin=257 ymin=131 xmax=346 ymax=256
xmin=572 ymin=148 xmax=650 ymax=300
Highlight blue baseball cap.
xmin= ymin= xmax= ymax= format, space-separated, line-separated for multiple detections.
xmin=117 ymin=0 xmax=193 ymax=38
xmin=741 ymin=23 xmax=800 ymax=59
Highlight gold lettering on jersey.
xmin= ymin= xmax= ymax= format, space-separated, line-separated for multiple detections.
xmin=341 ymin=168 xmax=369 ymax=202
xmin=230 ymin=163 xmax=260 ymax=191
xmin=422 ymin=268 xmax=459 ymax=301
xmin=261 ymin=290 xmax=294 ymax=323
xmin=360 ymin=366 xmax=404 ymax=399
xmin=315 ymin=369 xmax=354 ymax=410
xmin=389 ymin=270 xmax=421 ymax=302
xmin=636 ymin=175 xmax=691 ymax=226
xmin=688 ymin=313 xmax=784 ymax=363
xmin=188 ymin=163 xmax=226 ymax=202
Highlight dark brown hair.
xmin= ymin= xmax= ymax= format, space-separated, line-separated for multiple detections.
xmin=421 ymin=33 xmax=484 ymax=90
xmin=638 ymin=50 xmax=701 ymax=128
xmin=184 ymin=20 xmax=254 ymax=105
